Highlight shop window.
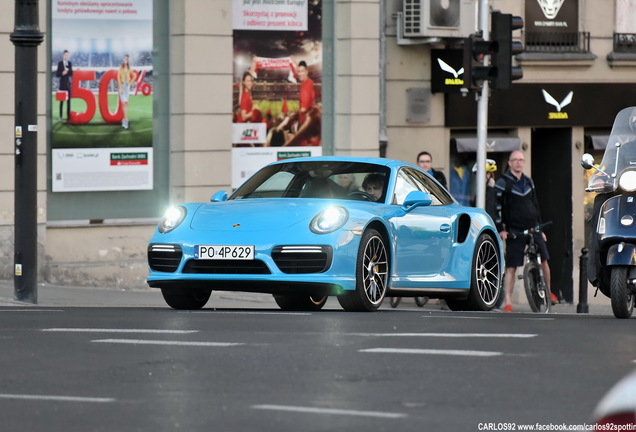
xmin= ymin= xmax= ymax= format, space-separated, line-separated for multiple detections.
xmin=608 ymin=0 xmax=636 ymax=64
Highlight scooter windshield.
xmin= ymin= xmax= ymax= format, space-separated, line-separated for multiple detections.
xmin=587 ymin=106 xmax=636 ymax=192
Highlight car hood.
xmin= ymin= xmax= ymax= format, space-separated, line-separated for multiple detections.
xmin=189 ymin=199 xmax=334 ymax=231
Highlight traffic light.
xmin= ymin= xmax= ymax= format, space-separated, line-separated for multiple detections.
xmin=490 ymin=11 xmax=524 ymax=90
xmin=462 ymin=33 xmax=497 ymax=91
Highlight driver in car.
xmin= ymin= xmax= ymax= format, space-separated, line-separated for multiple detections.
xmin=362 ymin=173 xmax=385 ymax=201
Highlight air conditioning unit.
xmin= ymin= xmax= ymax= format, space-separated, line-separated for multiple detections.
xmin=399 ymin=0 xmax=476 ymax=43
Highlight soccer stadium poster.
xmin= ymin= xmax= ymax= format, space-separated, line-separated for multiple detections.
xmin=51 ymin=1 xmax=153 ymax=192
xmin=231 ymin=0 xmax=323 ymax=188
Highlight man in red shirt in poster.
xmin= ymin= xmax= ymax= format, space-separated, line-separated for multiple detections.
xmin=297 ymin=60 xmax=315 ymax=126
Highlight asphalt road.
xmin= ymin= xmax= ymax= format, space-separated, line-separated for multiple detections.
xmin=0 ymin=300 xmax=632 ymax=432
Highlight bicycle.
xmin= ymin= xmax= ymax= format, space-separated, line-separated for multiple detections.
xmin=509 ymin=221 xmax=553 ymax=313
xmin=390 ymin=296 xmax=429 ymax=308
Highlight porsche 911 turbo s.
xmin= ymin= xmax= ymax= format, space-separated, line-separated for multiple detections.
xmin=147 ymin=156 xmax=503 ymax=312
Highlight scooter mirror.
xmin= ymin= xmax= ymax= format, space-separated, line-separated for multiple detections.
xmin=581 ymin=153 xmax=595 ymax=170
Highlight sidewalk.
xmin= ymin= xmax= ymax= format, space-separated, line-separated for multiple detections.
xmin=0 ymin=280 xmax=278 ymax=309
xmin=0 ymin=279 xmax=614 ymax=315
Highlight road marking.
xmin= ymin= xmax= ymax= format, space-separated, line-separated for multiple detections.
xmin=92 ymin=339 xmax=242 ymax=347
xmin=43 ymin=328 xmax=198 ymax=334
xmin=421 ymin=315 xmax=555 ymax=321
xmin=182 ymin=311 xmax=312 ymax=316
xmin=0 ymin=310 xmax=65 ymax=313
xmin=350 ymin=333 xmax=536 ymax=338
xmin=360 ymin=348 xmax=502 ymax=357
xmin=0 ymin=393 xmax=114 ymax=403
xmin=252 ymin=404 xmax=406 ymax=419
xmin=421 ymin=315 xmax=496 ymax=320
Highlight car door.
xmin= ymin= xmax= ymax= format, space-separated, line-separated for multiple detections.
xmin=390 ymin=168 xmax=455 ymax=283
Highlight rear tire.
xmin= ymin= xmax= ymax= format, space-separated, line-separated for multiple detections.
xmin=273 ymin=294 xmax=328 ymax=311
xmin=338 ymin=229 xmax=388 ymax=312
xmin=610 ymin=266 xmax=634 ymax=319
xmin=390 ymin=297 xmax=401 ymax=308
xmin=523 ymin=262 xmax=550 ymax=313
xmin=161 ymin=288 xmax=211 ymax=310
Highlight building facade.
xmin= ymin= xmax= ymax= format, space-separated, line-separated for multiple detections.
xmin=0 ymin=0 xmax=634 ymax=302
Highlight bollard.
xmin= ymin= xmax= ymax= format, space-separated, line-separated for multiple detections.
xmin=577 ymin=248 xmax=589 ymax=313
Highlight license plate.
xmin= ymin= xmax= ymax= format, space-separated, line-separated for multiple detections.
xmin=194 ymin=245 xmax=254 ymax=260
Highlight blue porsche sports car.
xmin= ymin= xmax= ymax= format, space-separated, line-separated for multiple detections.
xmin=147 ymin=156 xmax=503 ymax=312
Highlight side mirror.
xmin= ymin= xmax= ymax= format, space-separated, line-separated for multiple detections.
xmin=402 ymin=190 xmax=432 ymax=211
xmin=211 ymin=191 xmax=228 ymax=202
xmin=581 ymin=153 xmax=595 ymax=170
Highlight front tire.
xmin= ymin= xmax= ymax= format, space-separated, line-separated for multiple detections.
xmin=273 ymin=294 xmax=328 ymax=311
xmin=466 ymin=233 xmax=501 ymax=311
xmin=523 ymin=262 xmax=550 ymax=313
xmin=161 ymin=288 xmax=211 ymax=310
xmin=338 ymin=229 xmax=389 ymax=312
xmin=610 ymin=266 xmax=634 ymax=319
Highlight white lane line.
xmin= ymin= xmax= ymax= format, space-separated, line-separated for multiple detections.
xmin=350 ymin=333 xmax=536 ymax=338
xmin=252 ymin=404 xmax=407 ymax=419
xmin=0 ymin=393 xmax=114 ymax=403
xmin=182 ymin=311 xmax=312 ymax=316
xmin=92 ymin=339 xmax=242 ymax=347
xmin=360 ymin=348 xmax=502 ymax=357
xmin=421 ymin=315 xmax=496 ymax=320
xmin=421 ymin=315 xmax=555 ymax=321
xmin=43 ymin=328 xmax=198 ymax=334
xmin=1 ymin=310 xmax=65 ymax=313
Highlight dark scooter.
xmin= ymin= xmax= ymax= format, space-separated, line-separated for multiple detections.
xmin=581 ymin=106 xmax=636 ymax=318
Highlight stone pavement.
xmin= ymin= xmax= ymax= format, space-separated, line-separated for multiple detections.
xmin=0 ymin=279 xmax=615 ymax=316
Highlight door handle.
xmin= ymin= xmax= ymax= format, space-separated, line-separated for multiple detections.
xmin=440 ymin=224 xmax=451 ymax=233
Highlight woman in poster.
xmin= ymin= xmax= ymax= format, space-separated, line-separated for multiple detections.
xmin=118 ymin=54 xmax=132 ymax=129
xmin=238 ymin=71 xmax=260 ymax=123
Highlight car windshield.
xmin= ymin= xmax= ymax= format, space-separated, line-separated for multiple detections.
xmin=588 ymin=106 xmax=636 ymax=192
xmin=230 ymin=161 xmax=391 ymax=202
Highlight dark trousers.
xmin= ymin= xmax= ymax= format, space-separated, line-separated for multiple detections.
xmin=58 ymin=91 xmax=71 ymax=120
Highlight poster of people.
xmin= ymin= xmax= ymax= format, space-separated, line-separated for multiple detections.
xmin=51 ymin=1 xmax=153 ymax=192
xmin=232 ymin=0 xmax=323 ymax=187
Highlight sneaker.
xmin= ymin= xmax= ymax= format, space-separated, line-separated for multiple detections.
xmin=503 ymin=304 xmax=513 ymax=313
xmin=550 ymin=293 xmax=559 ymax=304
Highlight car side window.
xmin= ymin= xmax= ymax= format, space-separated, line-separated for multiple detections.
xmin=392 ymin=168 xmax=452 ymax=206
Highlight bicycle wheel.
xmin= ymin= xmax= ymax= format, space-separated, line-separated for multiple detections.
xmin=415 ymin=296 xmax=429 ymax=307
xmin=523 ymin=261 xmax=550 ymax=313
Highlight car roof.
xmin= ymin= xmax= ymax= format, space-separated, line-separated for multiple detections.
xmin=268 ymin=156 xmax=417 ymax=170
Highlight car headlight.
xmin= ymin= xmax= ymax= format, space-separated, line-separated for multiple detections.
xmin=618 ymin=170 xmax=636 ymax=192
xmin=310 ymin=206 xmax=348 ymax=234
xmin=158 ymin=206 xmax=187 ymax=233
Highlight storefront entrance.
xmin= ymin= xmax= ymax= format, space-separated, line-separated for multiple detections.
xmin=531 ymin=128 xmax=573 ymax=302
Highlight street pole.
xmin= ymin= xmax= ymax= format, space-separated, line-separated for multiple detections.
xmin=10 ymin=0 xmax=44 ymax=303
xmin=475 ymin=0 xmax=490 ymax=209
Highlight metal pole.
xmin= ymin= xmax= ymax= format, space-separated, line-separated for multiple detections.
xmin=10 ymin=0 xmax=43 ymax=303
xmin=577 ymin=248 xmax=589 ymax=313
xmin=475 ymin=0 xmax=490 ymax=209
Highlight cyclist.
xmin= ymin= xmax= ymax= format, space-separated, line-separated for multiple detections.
xmin=494 ymin=151 xmax=558 ymax=312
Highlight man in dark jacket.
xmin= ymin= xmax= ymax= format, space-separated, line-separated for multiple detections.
xmin=494 ymin=150 xmax=557 ymax=311
xmin=417 ymin=151 xmax=447 ymax=188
